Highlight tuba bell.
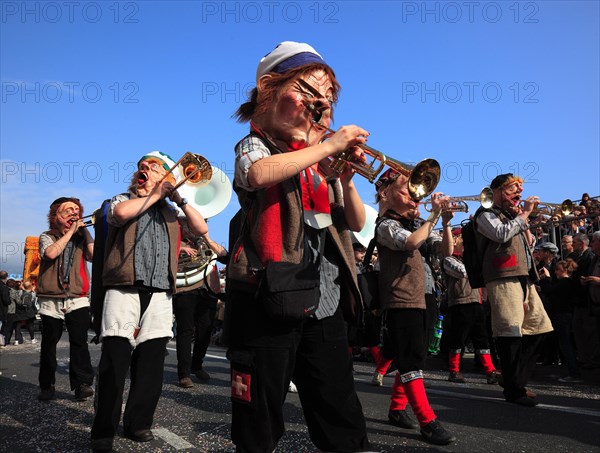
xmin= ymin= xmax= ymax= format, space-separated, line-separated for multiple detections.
xmin=175 ymin=166 xmax=232 ymax=288
xmin=351 ymin=204 xmax=379 ymax=248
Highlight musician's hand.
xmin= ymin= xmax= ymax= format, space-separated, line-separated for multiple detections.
xmin=169 ymin=187 xmax=183 ymax=206
xmin=180 ymin=246 xmax=197 ymax=257
xmin=337 ymin=147 xmax=366 ymax=183
xmin=67 ymin=218 xmax=82 ymax=236
xmin=539 ymin=267 xmax=550 ymax=279
xmin=441 ymin=210 xmax=454 ymax=225
xmin=327 ymin=125 xmax=369 ymax=155
xmin=581 ymin=275 xmax=600 ymax=286
xmin=430 ymin=192 xmax=447 ymax=212
xmin=158 ymin=181 xmax=176 ymax=200
xmin=522 ymin=196 xmax=539 ymax=216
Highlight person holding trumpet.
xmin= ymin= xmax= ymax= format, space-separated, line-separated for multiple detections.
xmin=374 ymin=169 xmax=456 ymax=446
xmin=473 ymin=173 xmax=553 ymax=406
xmin=227 ymin=41 xmax=371 ymax=452
xmin=36 ymin=197 xmax=95 ymax=402
xmin=90 ymin=151 xmax=209 ymax=452
xmin=439 ymin=212 xmax=500 ymax=385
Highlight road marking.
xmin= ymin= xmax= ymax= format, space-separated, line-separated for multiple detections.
xmin=356 ymin=377 xmax=600 ymax=419
xmin=153 ymin=427 xmax=195 ymax=450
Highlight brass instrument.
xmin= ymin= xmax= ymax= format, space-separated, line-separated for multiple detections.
xmin=176 ymin=237 xmax=217 ymax=288
xmin=161 ymin=152 xmax=213 ymax=191
xmin=80 ymin=214 xmax=95 ymax=227
xmin=351 ymin=204 xmax=379 ymax=248
xmin=423 ymin=187 xmax=494 ymax=213
xmin=301 ymin=84 xmax=440 ymax=201
xmin=175 ymin=166 xmax=232 ymax=288
xmin=525 ymin=199 xmax=573 ymax=217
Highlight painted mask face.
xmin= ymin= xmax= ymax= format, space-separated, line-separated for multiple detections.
xmin=382 ymin=175 xmax=418 ymax=214
xmin=500 ymin=180 xmax=523 ymax=211
xmin=135 ymin=159 xmax=166 ymax=196
xmin=262 ymin=69 xmax=334 ymax=150
xmin=56 ymin=202 xmax=81 ymax=233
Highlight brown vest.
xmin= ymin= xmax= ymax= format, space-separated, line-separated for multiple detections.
xmin=377 ymin=220 xmax=426 ymax=310
xmin=102 ymin=196 xmax=180 ymax=292
xmin=228 ymin=134 xmax=363 ymax=321
xmin=443 ymin=257 xmax=480 ymax=307
xmin=476 ymin=208 xmax=533 ymax=284
xmin=37 ymin=231 xmax=90 ymax=299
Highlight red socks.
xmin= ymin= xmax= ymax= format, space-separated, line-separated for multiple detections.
xmin=371 ymin=346 xmax=393 ymax=375
xmin=401 ymin=372 xmax=436 ymax=426
xmin=389 ymin=373 xmax=408 ymax=411
xmin=448 ymin=351 xmax=461 ymax=373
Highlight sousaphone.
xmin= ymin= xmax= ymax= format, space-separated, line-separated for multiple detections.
xmin=175 ymin=166 xmax=232 ymax=288
xmin=352 ymin=204 xmax=379 ymax=248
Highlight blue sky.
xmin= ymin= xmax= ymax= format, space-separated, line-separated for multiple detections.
xmin=1 ymin=0 xmax=599 ymax=276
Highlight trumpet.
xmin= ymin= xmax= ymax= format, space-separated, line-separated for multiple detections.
xmin=161 ymin=152 xmax=213 ymax=191
xmin=519 ymin=198 xmax=573 ymax=217
xmin=423 ymin=187 xmax=494 ymax=213
xmin=301 ymin=83 xmax=440 ymax=201
xmin=524 ymin=199 xmax=573 ymax=217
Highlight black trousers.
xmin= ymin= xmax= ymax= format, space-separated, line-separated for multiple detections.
xmin=446 ymin=303 xmax=490 ymax=351
xmin=495 ymin=334 xmax=543 ymax=401
xmin=381 ymin=308 xmax=427 ymax=374
xmin=172 ymin=289 xmax=215 ymax=379
xmin=228 ymin=290 xmax=369 ymax=453
xmin=91 ymin=336 xmax=169 ymax=439
xmin=38 ymin=308 xmax=94 ymax=390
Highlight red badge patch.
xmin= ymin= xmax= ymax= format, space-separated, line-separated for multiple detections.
xmin=492 ymin=254 xmax=517 ymax=269
xmin=231 ymin=371 xmax=251 ymax=403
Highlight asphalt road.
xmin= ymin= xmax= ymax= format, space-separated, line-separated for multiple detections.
xmin=1 ymin=334 xmax=599 ymax=452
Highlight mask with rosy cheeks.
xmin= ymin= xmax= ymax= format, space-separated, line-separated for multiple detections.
xmin=259 ymin=69 xmax=334 ymax=149
xmin=56 ymin=202 xmax=81 ymax=233
xmin=497 ymin=181 xmax=523 ymax=212
xmin=379 ymin=176 xmax=418 ymax=214
xmin=134 ymin=160 xmax=168 ymax=196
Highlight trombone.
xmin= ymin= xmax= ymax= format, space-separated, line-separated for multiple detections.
xmin=300 ymin=82 xmax=440 ymax=201
xmin=423 ymin=187 xmax=494 ymax=213
xmin=160 ymin=152 xmax=213 ymax=191
xmin=78 ymin=213 xmax=98 ymax=228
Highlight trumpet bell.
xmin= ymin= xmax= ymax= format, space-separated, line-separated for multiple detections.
xmin=176 ymin=166 xmax=232 ymax=219
xmin=352 ymin=204 xmax=379 ymax=248
xmin=480 ymin=187 xmax=493 ymax=209
xmin=404 ymin=158 xmax=441 ymax=202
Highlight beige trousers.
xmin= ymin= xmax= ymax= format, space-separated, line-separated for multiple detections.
xmin=486 ymin=277 xmax=553 ymax=337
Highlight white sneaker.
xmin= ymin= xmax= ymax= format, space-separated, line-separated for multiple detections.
xmin=13 ymin=340 xmax=19 ymax=345
xmin=558 ymin=375 xmax=584 ymax=383
xmin=288 ymin=381 xmax=298 ymax=393
xmin=31 ymin=339 xmax=38 ymax=344
xmin=371 ymin=372 xmax=384 ymax=386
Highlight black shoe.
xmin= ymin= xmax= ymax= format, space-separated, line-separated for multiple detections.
xmin=507 ymin=396 xmax=538 ymax=407
xmin=91 ymin=437 xmax=113 ymax=452
xmin=37 ymin=386 xmax=55 ymax=401
xmin=420 ymin=419 xmax=456 ymax=445
xmin=448 ymin=371 xmax=466 ymax=383
xmin=486 ymin=370 xmax=501 ymax=385
xmin=388 ymin=410 xmax=419 ymax=429
xmin=74 ymin=383 xmax=94 ymax=401
xmin=124 ymin=429 xmax=154 ymax=442
xmin=193 ymin=368 xmax=210 ymax=382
